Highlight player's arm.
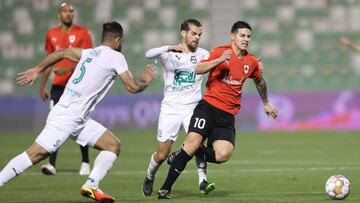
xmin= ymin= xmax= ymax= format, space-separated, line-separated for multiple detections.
xmin=17 ymin=48 xmax=82 ymax=86
xmin=196 ymin=49 xmax=232 ymax=74
xmin=340 ymin=37 xmax=360 ymax=52
xmin=145 ymin=45 xmax=185 ymax=59
xmin=118 ymin=64 xmax=155 ymax=93
xmin=39 ymin=67 xmax=51 ymax=101
xmin=253 ymin=76 xmax=278 ymax=119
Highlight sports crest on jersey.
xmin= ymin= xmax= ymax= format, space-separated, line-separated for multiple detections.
xmin=69 ymin=35 xmax=76 ymax=43
xmin=243 ymin=64 xmax=249 ymax=74
xmin=190 ymin=55 xmax=197 ymax=64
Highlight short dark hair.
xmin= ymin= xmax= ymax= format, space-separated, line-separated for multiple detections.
xmin=180 ymin=18 xmax=202 ymax=31
xmin=58 ymin=2 xmax=74 ymax=13
xmin=231 ymin=21 xmax=252 ymax=33
xmin=101 ymin=22 xmax=123 ymax=42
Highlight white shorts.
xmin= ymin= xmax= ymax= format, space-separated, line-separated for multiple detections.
xmin=35 ymin=104 xmax=107 ymax=153
xmin=156 ymin=102 xmax=197 ymax=142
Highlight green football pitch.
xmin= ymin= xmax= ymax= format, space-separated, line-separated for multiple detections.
xmin=0 ymin=131 xmax=359 ymax=203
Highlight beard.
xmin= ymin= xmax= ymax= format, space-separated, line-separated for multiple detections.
xmin=187 ymin=41 xmax=198 ymax=52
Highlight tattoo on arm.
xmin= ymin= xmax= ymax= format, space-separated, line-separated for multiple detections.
xmin=254 ymin=76 xmax=268 ymax=103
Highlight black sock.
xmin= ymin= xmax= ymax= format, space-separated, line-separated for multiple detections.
xmin=161 ymin=148 xmax=192 ymax=191
xmin=49 ymin=151 xmax=58 ymax=167
xmin=80 ymin=145 xmax=89 ymax=163
xmin=195 ymin=146 xmax=217 ymax=163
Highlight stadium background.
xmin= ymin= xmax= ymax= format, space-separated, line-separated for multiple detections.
xmin=0 ymin=0 xmax=359 ymax=132
xmin=0 ymin=1 xmax=359 ymax=202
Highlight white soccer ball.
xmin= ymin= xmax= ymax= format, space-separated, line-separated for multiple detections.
xmin=325 ymin=175 xmax=350 ymax=200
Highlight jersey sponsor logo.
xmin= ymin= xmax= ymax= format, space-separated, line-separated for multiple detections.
xmin=51 ymin=37 xmax=57 ymax=42
xmin=173 ymin=69 xmax=195 ymax=85
xmin=69 ymin=35 xmax=76 ymax=43
xmin=222 ymin=75 xmax=243 ymax=85
xmin=244 ymin=64 xmax=249 ymax=74
xmin=190 ymin=55 xmax=197 ymax=64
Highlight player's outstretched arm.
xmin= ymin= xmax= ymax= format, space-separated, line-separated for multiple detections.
xmin=17 ymin=48 xmax=82 ymax=86
xmin=340 ymin=37 xmax=360 ymax=53
xmin=253 ymin=76 xmax=278 ymax=119
xmin=196 ymin=49 xmax=232 ymax=74
xmin=119 ymin=64 xmax=155 ymax=93
xmin=145 ymin=45 xmax=185 ymax=59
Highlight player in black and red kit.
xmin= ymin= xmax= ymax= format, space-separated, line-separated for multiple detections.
xmin=158 ymin=20 xmax=279 ymax=199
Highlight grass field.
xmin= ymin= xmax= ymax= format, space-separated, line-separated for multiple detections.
xmin=0 ymin=131 xmax=359 ymax=203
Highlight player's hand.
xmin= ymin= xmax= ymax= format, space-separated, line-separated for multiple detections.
xmin=142 ymin=64 xmax=156 ymax=84
xmin=39 ymin=87 xmax=50 ymax=102
xmin=263 ymin=101 xmax=278 ymax=119
xmin=340 ymin=37 xmax=351 ymax=46
xmin=168 ymin=44 xmax=185 ymax=53
xmin=16 ymin=67 xmax=39 ymax=86
xmin=220 ymin=49 xmax=232 ymax=62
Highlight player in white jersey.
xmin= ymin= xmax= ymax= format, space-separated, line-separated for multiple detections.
xmin=0 ymin=22 xmax=155 ymax=203
xmin=142 ymin=19 xmax=215 ymax=197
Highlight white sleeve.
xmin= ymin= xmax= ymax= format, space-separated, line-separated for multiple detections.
xmin=113 ymin=53 xmax=128 ymax=74
xmin=145 ymin=46 xmax=170 ymax=59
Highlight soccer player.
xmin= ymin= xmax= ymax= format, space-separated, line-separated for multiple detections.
xmin=39 ymin=2 xmax=93 ymax=176
xmin=157 ymin=20 xmax=278 ymax=199
xmin=142 ymin=19 xmax=220 ymax=197
xmin=340 ymin=37 xmax=360 ymax=52
xmin=0 ymin=22 xmax=155 ymax=203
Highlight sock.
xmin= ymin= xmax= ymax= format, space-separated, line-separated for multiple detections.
xmin=84 ymin=151 xmax=117 ymax=188
xmin=49 ymin=150 xmax=58 ymax=167
xmin=160 ymin=148 xmax=192 ymax=191
xmin=195 ymin=146 xmax=217 ymax=163
xmin=0 ymin=152 xmax=33 ymax=186
xmin=80 ymin=145 xmax=89 ymax=163
xmin=195 ymin=156 xmax=207 ymax=185
xmin=146 ymin=153 xmax=160 ymax=180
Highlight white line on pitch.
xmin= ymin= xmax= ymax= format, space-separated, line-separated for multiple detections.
xmin=22 ymin=166 xmax=360 ymax=176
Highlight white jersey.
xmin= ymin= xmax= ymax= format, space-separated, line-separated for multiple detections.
xmin=58 ymin=45 xmax=128 ymax=119
xmin=148 ymin=46 xmax=209 ymax=105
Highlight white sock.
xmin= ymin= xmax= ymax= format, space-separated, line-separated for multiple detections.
xmin=84 ymin=151 xmax=117 ymax=188
xmin=195 ymin=156 xmax=207 ymax=185
xmin=146 ymin=153 xmax=160 ymax=180
xmin=0 ymin=152 xmax=33 ymax=187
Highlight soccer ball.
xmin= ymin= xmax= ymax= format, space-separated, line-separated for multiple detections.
xmin=325 ymin=175 xmax=350 ymax=200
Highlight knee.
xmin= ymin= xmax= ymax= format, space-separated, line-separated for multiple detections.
xmin=26 ymin=150 xmax=49 ymax=165
xmin=156 ymin=151 xmax=169 ymax=162
xmin=215 ymin=150 xmax=232 ymax=163
xmin=108 ymin=140 xmax=121 ymax=156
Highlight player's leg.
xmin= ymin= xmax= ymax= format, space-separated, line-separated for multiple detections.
xmin=0 ymin=143 xmax=49 ymax=187
xmin=41 ymin=85 xmax=63 ymax=175
xmin=79 ymin=145 xmax=90 ymax=175
xmin=143 ymin=111 xmax=181 ymax=196
xmin=143 ymin=141 xmax=173 ymax=196
xmin=1 ymin=118 xmax=70 ymax=187
xmin=183 ymin=108 xmax=216 ymax=196
xmin=158 ymin=132 xmax=203 ymax=199
xmin=77 ymin=119 xmax=118 ymax=202
xmin=159 ymin=100 xmax=215 ymax=199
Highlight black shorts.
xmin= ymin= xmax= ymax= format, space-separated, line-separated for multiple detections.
xmin=188 ymin=100 xmax=236 ymax=146
xmin=50 ymin=85 xmax=65 ymax=105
